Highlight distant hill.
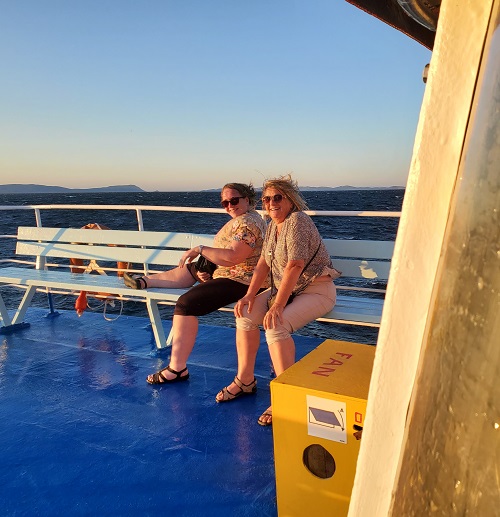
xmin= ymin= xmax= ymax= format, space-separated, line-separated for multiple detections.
xmin=298 ymin=185 xmax=404 ymax=191
xmin=202 ymin=185 xmax=405 ymax=192
xmin=0 ymin=183 xmax=405 ymax=194
xmin=0 ymin=184 xmax=145 ymax=194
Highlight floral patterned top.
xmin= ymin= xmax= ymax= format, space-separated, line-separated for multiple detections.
xmin=213 ymin=209 xmax=267 ymax=286
xmin=262 ymin=211 xmax=340 ymax=294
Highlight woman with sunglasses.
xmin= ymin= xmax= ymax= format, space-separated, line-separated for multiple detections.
xmin=123 ymin=182 xmax=267 ymax=384
xmin=216 ymin=175 xmax=339 ymax=426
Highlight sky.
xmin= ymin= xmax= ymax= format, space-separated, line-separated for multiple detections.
xmin=1 ymin=1 xmax=431 ymax=191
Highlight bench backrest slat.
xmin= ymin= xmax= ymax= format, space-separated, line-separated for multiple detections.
xmin=324 ymin=239 xmax=394 ymax=260
xmin=16 ymin=227 xmax=393 ymax=282
xmin=16 ymin=242 xmax=184 ymax=266
xmin=17 ymin=227 xmax=214 ymax=249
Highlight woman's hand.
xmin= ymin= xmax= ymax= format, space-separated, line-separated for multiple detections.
xmin=263 ymin=303 xmax=284 ymax=330
xmin=196 ymin=271 xmax=211 ymax=283
xmin=234 ymin=294 xmax=256 ymax=318
xmin=179 ymin=247 xmax=200 ymax=268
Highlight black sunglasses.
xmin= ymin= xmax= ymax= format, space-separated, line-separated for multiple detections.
xmin=220 ymin=196 xmax=244 ymax=208
xmin=262 ymin=194 xmax=284 ymax=204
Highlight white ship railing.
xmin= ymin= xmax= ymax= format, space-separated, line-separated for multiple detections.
xmin=0 ymin=203 xmax=400 ymax=238
xmin=0 ymin=203 xmax=401 ymax=260
xmin=0 ymin=203 xmax=400 ymax=259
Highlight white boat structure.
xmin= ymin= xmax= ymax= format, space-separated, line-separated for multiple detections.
xmin=0 ymin=1 xmax=498 ymax=515
xmin=347 ymin=1 xmax=499 ymax=516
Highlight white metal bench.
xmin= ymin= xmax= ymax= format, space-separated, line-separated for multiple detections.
xmin=0 ymin=226 xmax=393 ymax=348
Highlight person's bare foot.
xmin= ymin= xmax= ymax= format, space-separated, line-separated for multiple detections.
xmin=258 ymin=406 xmax=272 ymax=426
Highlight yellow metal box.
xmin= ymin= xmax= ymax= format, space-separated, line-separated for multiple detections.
xmin=271 ymin=339 xmax=375 ymax=517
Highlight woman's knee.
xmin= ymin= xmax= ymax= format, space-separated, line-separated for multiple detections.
xmin=174 ymin=292 xmax=201 ymax=316
xmin=173 ymin=300 xmax=189 ymax=316
xmin=265 ymin=325 xmax=292 ymax=344
xmin=236 ymin=316 xmax=260 ymax=331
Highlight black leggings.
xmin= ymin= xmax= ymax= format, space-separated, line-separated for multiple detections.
xmin=174 ymin=278 xmax=249 ymax=317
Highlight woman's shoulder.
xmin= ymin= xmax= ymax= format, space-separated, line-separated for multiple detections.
xmin=289 ymin=210 xmax=309 ymax=221
xmin=236 ymin=210 xmax=266 ymax=228
xmin=288 ymin=210 xmax=314 ymax=228
xmin=285 ymin=212 xmax=320 ymax=243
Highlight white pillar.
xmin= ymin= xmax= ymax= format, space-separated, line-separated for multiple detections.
xmin=348 ymin=1 xmax=498 ymax=515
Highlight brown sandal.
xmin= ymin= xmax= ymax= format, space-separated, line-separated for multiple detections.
xmin=258 ymin=408 xmax=272 ymax=427
xmin=215 ymin=376 xmax=257 ymax=403
xmin=146 ymin=366 xmax=189 ymax=384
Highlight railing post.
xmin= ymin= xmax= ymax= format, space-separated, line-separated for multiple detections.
xmin=33 ymin=207 xmax=58 ymax=317
xmin=135 ymin=209 xmax=150 ymax=275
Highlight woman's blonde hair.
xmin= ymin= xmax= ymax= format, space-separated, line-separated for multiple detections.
xmin=262 ymin=174 xmax=308 ymax=212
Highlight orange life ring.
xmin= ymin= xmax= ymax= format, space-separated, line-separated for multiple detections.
xmin=70 ymin=223 xmax=129 ymax=316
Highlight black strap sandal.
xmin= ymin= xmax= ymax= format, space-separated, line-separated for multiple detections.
xmin=124 ymin=272 xmax=148 ymax=290
xmin=146 ymin=366 xmax=189 ymax=385
xmin=215 ymin=376 xmax=257 ymax=403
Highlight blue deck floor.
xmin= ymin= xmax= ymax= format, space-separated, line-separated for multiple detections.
xmin=0 ymin=307 xmax=324 ymax=516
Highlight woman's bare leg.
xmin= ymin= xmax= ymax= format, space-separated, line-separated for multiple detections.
xmin=235 ymin=328 xmax=261 ymax=382
xmin=145 ymin=266 xmax=196 ymax=289
xmin=268 ymin=337 xmax=296 ymax=377
xmin=146 ymin=315 xmax=198 ymax=382
xmin=215 ymin=328 xmax=260 ymax=401
xmin=258 ymin=337 xmax=296 ymax=425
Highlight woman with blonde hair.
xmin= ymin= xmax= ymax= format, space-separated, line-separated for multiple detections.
xmin=216 ymin=175 xmax=339 ymax=426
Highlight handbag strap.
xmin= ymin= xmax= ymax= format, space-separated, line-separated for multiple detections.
xmin=270 ymin=241 xmax=322 ymax=295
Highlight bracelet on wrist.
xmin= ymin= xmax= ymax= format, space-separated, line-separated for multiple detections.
xmin=198 ymin=244 xmax=204 ymax=256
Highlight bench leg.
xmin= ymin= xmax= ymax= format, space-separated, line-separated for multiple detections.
xmin=0 ymin=293 xmax=12 ymax=326
xmin=0 ymin=290 xmax=31 ymax=334
xmin=11 ymin=286 xmax=37 ymax=325
xmin=145 ymin=299 xmax=169 ymax=349
xmin=166 ymin=328 xmax=174 ymax=347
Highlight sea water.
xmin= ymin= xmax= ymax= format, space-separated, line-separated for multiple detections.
xmin=0 ymin=190 xmax=404 ymax=344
